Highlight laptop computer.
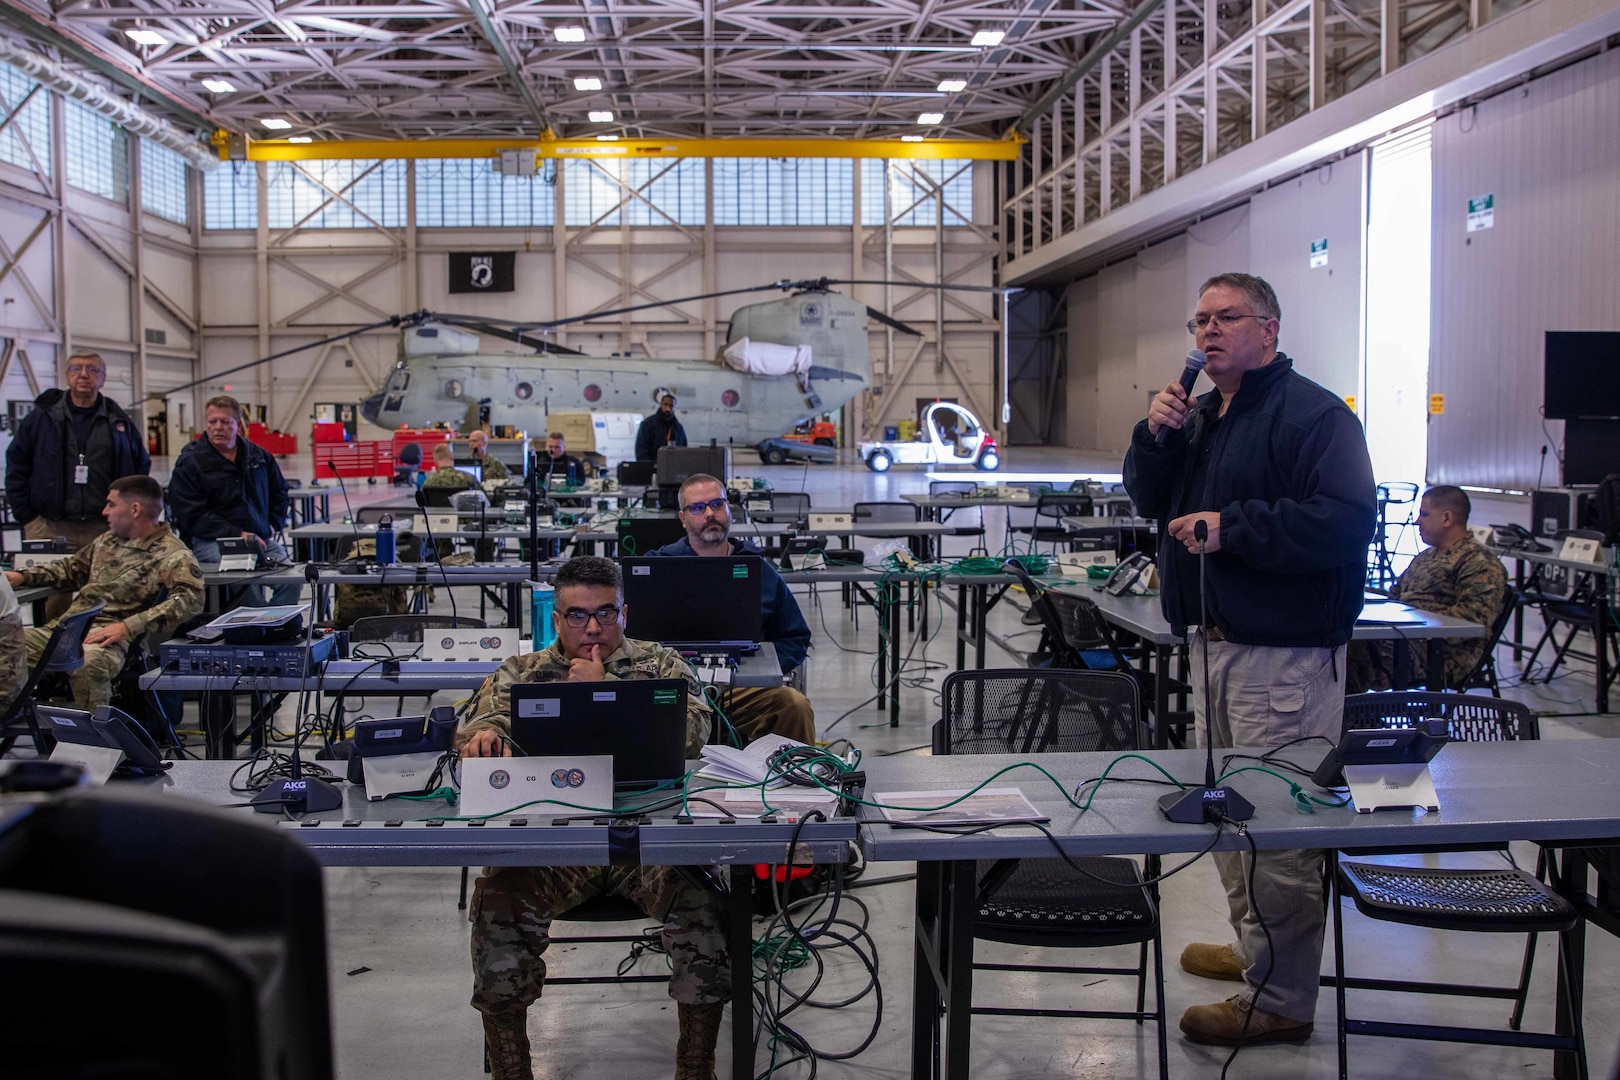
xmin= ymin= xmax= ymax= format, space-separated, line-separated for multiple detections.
xmin=509 ymin=679 xmax=689 ymax=789
xmin=615 ymin=516 xmax=689 ymax=558
xmin=620 ymin=555 xmax=764 ymax=653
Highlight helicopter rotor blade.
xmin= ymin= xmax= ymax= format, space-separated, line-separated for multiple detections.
xmin=819 ymin=278 xmax=1013 ymax=294
xmin=158 ymin=314 xmax=414 ymax=397
xmin=532 ymin=281 xmax=804 ymax=329
xmin=865 ymin=306 xmax=923 ymax=337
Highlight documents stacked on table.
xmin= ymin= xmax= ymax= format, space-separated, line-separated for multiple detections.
xmin=874 ymin=787 xmax=1049 ymax=827
xmin=697 ymin=735 xmax=812 ymax=789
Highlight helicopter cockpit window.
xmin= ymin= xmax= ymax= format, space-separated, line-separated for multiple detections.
xmin=382 ymin=370 xmax=409 ymax=413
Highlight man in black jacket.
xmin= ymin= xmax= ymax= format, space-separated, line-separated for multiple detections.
xmin=168 ymin=395 xmax=301 ymax=606
xmin=4 ymin=351 xmax=151 ymax=619
xmin=634 ymin=394 xmax=687 ymax=461
xmin=1124 ymin=273 xmax=1376 ymax=1048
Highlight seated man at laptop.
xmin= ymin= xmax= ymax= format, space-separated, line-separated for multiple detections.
xmin=651 ymin=472 xmax=815 ymax=746
xmin=1346 ymin=485 xmax=1507 ymax=692
xmin=456 ymin=555 xmax=728 ymax=1080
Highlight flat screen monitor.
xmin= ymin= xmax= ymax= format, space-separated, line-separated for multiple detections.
xmin=1543 ymin=331 xmax=1620 ymax=419
xmin=1563 ymin=419 xmax=1620 ymax=486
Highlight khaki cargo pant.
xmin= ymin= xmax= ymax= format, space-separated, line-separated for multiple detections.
xmin=1190 ymin=631 xmax=1344 ymax=1023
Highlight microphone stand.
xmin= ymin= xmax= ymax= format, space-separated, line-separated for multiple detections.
xmin=252 ymin=567 xmax=343 ymax=814
xmin=1158 ymin=519 xmax=1254 ymax=824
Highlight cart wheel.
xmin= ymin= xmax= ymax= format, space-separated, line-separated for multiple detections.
xmin=367 ymin=477 xmax=377 ymax=485
xmin=866 ymin=449 xmax=892 ymax=473
xmin=763 ymin=447 xmax=787 ymax=465
xmin=976 ymin=449 xmax=1000 ymax=471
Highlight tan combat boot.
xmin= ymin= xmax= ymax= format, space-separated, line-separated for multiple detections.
xmin=674 ymin=1001 xmax=725 ymax=1080
xmin=482 ymin=1009 xmax=534 ymax=1080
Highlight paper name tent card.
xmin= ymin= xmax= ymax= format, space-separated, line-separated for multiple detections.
xmin=459 ymin=756 xmax=614 ymax=819
xmin=876 ymin=787 xmax=1049 ymax=828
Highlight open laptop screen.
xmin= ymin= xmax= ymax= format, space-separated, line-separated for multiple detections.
xmin=619 ymin=555 xmax=764 ymax=650
xmin=508 ymin=679 xmax=688 ymax=787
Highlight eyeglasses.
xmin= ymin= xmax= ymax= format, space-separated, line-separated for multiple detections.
xmin=682 ymin=497 xmax=729 ymax=516
xmin=1186 ymin=312 xmax=1271 ymax=335
xmin=560 ymin=605 xmax=621 ymax=628
xmin=66 ymin=365 xmax=105 ymax=376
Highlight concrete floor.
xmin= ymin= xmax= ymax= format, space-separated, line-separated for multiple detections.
xmin=172 ymin=445 xmax=1620 ymax=1077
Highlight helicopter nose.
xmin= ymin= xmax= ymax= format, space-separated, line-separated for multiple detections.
xmin=360 ymin=391 xmax=384 ymax=424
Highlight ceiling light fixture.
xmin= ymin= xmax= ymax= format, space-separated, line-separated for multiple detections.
xmin=259 ymin=118 xmax=292 ymax=130
xmin=125 ymin=29 xmax=166 ymax=47
xmin=288 ymin=136 xmax=313 ymax=143
xmin=937 ymin=79 xmax=967 ymax=93
xmin=573 ymin=77 xmax=602 ymax=91
xmin=971 ymin=30 xmax=1005 ymax=47
xmin=201 ymin=78 xmax=236 ymax=93
xmin=554 ymin=27 xmax=586 ymax=42
xmin=588 ymin=110 xmax=613 ymax=122
xmin=901 ymin=135 xmax=925 ymax=142
xmin=596 ymin=134 xmax=620 ymax=141
xmin=917 ymin=112 xmax=944 ymax=125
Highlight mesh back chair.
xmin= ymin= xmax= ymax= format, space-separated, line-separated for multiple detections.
xmin=931 ymin=668 xmax=1167 ymax=1080
xmin=929 ymin=480 xmax=983 ymax=535
xmin=1009 ymin=492 xmax=1094 ymax=554
xmin=853 ymin=500 xmax=925 ymax=557
xmin=1330 ymin=692 xmax=1586 ymax=1080
xmin=0 ymin=601 xmax=106 ymax=756
xmin=355 ymin=505 xmax=405 ymax=525
xmin=1454 ymin=584 xmax=1518 ymax=695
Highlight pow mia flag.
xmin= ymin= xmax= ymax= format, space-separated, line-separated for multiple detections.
xmin=449 ymin=251 xmax=516 ymax=293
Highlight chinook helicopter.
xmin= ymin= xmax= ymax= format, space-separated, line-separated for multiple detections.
xmin=161 ymin=277 xmax=1010 ymax=449
xmin=359 ymin=281 xmax=899 ymax=445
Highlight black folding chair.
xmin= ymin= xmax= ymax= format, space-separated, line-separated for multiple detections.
xmin=0 ymin=602 xmax=107 ymax=755
xmin=931 ymin=668 xmax=1167 ymax=1080
xmin=1329 ymin=692 xmax=1587 ymax=1080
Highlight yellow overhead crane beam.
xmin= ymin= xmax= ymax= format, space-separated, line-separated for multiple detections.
xmin=213 ymin=131 xmax=1022 ymax=162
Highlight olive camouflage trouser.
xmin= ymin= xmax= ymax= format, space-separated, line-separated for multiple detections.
xmin=24 ymin=624 xmax=126 ymax=709
xmin=469 ymin=864 xmax=730 ymax=1015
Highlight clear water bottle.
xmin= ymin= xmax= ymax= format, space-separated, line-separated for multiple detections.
xmin=531 ymin=584 xmax=556 ymax=650
xmin=375 ymin=514 xmax=396 ymax=565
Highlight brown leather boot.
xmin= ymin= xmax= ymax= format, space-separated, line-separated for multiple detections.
xmin=674 ymin=1001 xmax=724 ymax=1080
xmin=482 ymin=1009 xmax=533 ymax=1080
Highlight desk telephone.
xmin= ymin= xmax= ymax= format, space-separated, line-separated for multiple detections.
xmin=1101 ymin=552 xmax=1155 ymax=596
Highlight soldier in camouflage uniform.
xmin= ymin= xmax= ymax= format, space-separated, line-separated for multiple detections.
xmin=468 ymin=429 xmax=510 ymax=483
xmin=6 ymin=475 xmax=203 ymax=708
xmin=458 ymin=556 xmax=727 ymax=1080
xmin=423 ymin=441 xmax=477 ymax=493
xmin=0 ymin=575 xmax=26 ymax=715
xmin=1346 ymin=485 xmax=1507 ymax=692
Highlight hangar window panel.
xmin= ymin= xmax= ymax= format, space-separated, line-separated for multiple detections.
xmin=624 ymin=158 xmax=705 ymax=226
xmin=563 ymin=159 xmax=630 ymax=226
xmin=203 ymin=161 xmax=258 ymax=230
xmin=140 ymin=140 xmax=189 ymax=224
xmin=416 ymin=158 xmax=554 ymax=227
xmin=265 ymin=159 xmax=407 ymax=230
xmin=0 ymin=67 xmax=52 ymax=178
xmin=713 ymin=158 xmax=853 ymax=225
xmin=860 ymin=159 xmax=974 ymax=226
xmin=64 ymin=99 xmax=128 ymax=203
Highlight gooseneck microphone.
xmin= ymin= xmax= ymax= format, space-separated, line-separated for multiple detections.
xmin=252 ymin=566 xmax=343 ymax=815
xmin=415 ymin=487 xmax=461 ymax=627
xmin=1159 ymin=518 xmax=1254 ymax=824
xmin=327 ymin=461 xmax=365 ymax=568
xmin=1154 ymin=348 xmax=1208 ymax=446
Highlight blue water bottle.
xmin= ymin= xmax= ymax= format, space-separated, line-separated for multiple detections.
xmin=375 ymin=514 xmax=396 ymax=565
xmin=531 ymin=584 xmax=556 ymax=650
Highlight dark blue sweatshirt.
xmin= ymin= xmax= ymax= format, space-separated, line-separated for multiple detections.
xmin=1123 ymin=355 xmax=1377 ymax=648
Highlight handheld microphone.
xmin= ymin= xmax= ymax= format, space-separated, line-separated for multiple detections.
xmin=327 ymin=461 xmax=366 ymax=569
xmin=253 ymin=569 xmax=343 ymax=815
xmin=1154 ymin=349 xmax=1208 ymax=446
xmin=1159 ymin=517 xmax=1254 ymax=824
xmin=415 ymin=487 xmax=460 ymax=627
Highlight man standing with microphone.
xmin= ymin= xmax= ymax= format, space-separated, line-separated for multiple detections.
xmin=1123 ymin=273 xmax=1376 ymax=1047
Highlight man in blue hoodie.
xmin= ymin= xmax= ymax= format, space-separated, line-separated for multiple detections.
xmin=1125 ymin=273 xmax=1376 ymax=1048
xmin=650 ymin=473 xmax=815 ymax=745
